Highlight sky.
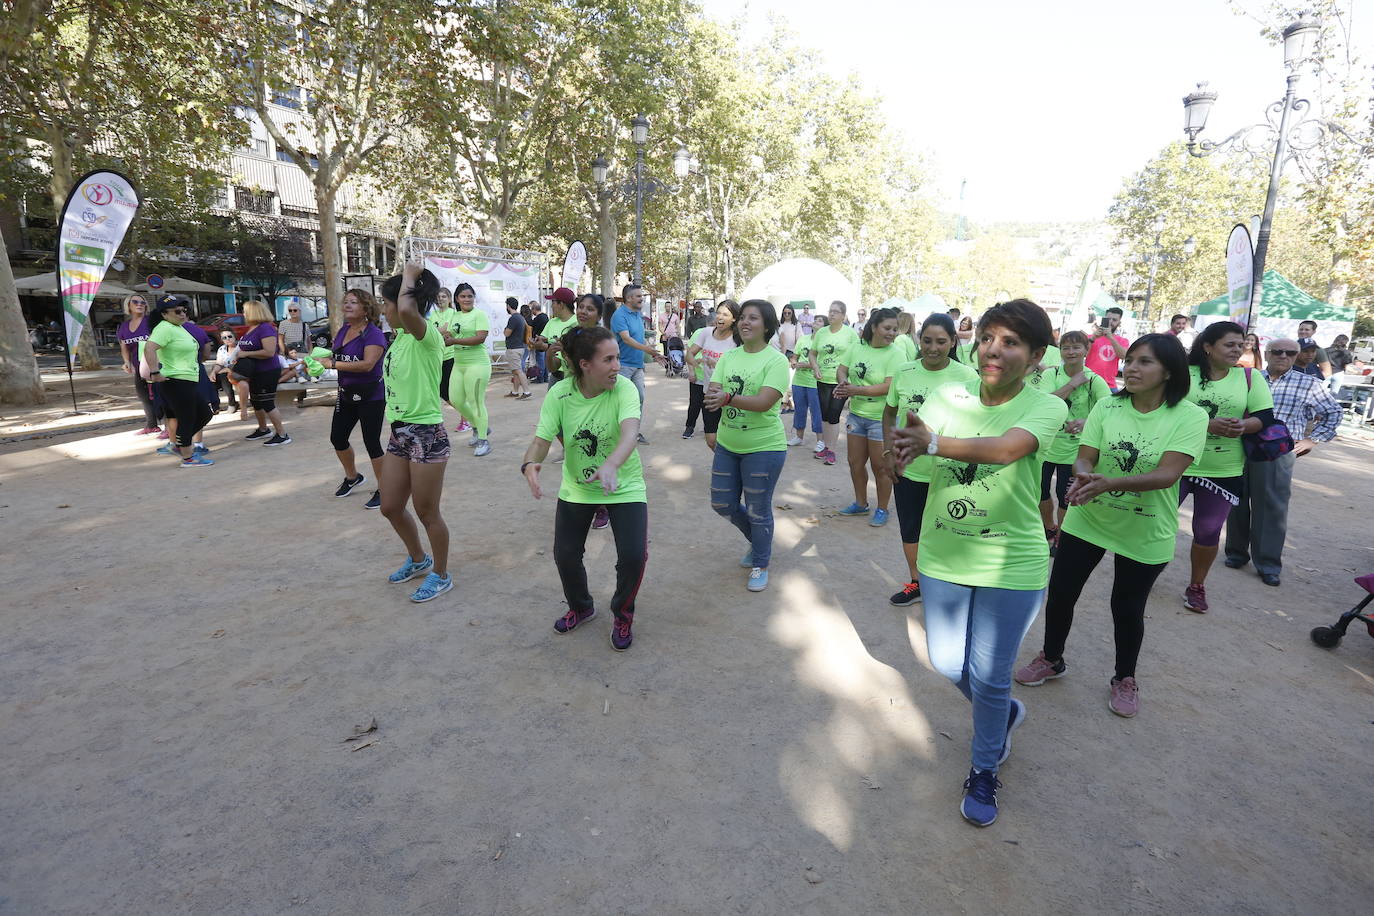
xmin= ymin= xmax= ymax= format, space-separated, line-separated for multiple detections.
xmin=698 ymin=0 xmax=1370 ymax=224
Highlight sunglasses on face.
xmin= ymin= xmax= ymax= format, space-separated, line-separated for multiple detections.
xmin=1268 ymin=349 xmax=1298 ymax=357
xmin=169 ymin=308 xmax=188 ymax=315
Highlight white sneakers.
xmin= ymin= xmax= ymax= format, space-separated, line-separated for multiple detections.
xmin=786 ymin=435 xmax=803 ymax=446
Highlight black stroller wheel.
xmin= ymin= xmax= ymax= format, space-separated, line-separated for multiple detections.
xmin=1310 ymin=626 xmax=1341 ymax=648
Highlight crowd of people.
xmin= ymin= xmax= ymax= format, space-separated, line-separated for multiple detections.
xmin=119 ymin=271 xmax=1349 ymax=829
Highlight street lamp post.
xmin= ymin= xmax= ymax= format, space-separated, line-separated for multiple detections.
xmin=1180 ymin=16 xmax=1369 ymax=330
xmin=591 ymin=115 xmax=685 ymax=292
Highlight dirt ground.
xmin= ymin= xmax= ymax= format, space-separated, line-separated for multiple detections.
xmin=2 ymin=368 xmax=1371 ymax=915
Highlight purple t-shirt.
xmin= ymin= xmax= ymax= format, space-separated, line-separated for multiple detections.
xmin=237 ymin=322 xmax=280 ymax=371
xmin=183 ymin=321 xmax=210 ymax=348
xmin=333 ymin=323 xmax=387 ymax=401
xmin=118 ymin=317 xmax=151 ymax=366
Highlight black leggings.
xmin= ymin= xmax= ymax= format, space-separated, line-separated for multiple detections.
xmin=247 ymin=369 xmax=279 ymax=412
xmin=553 ymin=500 xmax=648 ymax=625
xmin=817 ymin=380 xmax=848 ymax=425
xmin=686 ymin=382 xmax=721 ymax=434
xmin=216 ymin=371 xmax=239 ymax=407
xmin=158 ymin=377 xmax=212 ymax=448
xmin=1042 ymin=530 xmax=1169 ymax=680
xmin=331 ymin=392 xmax=385 ymax=459
xmin=132 ymin=373 xmax=159 ymax=426
xmin=1040 ymin=462 xmax=1072 ymax=508
xmin=439 ymin=358 xmax=454 ymax=406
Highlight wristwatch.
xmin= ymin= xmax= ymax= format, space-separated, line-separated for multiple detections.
xmin=926 ymin=432 xmax=940 ymax=456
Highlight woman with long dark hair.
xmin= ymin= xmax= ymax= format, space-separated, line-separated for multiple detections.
xmin=890 ymin=299 xmax=1068 ymax=827
xmin=882 ymin=313 xmax=977 ymax=605
xmin=430 ymin=285 xmax=460 ymax=412
xmin=378 ymin=265 xmax=453 ymax=603
xmin=835 ymin=307 xmax=903 ymax=526
xmin=1015 ymin=334 xmax=1207 ymax=718
xmin=447 ymin=283 xmax=492 ymax=456
xmin=1238 ymin=331 xmax=1262 ymax=370
xmin=705 ymin=299 xmax=790 ymax=593
xmin=1178 ymin=320 xmax=1274 ymax=612
xmin=235 ymin=299 xmax=290 ymax=446
xmin=522 ymin=325 xmax=647 ymax=650
xmin=683 ymin=300 xmax=738 ymax=447
xmin=810 ymin=300 xmax=859 ymax=465
xmin=140 ymin=297 xmax=215 ymax=467
xmin=776 ymin=303 xmax=799 ymax=413
xmin=118 ymin=293 xmax=161 ymax=435
xmin=318 ymin=288 xmax=388 ymax=509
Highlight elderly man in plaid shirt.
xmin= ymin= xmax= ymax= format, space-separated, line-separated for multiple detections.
xmin=1224 ymin=337 xmax=1343 ymax=587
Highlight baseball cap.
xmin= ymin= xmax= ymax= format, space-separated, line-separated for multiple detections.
xmin=546 ymin=287 xmax=576 ymax=304
xmin=154 ymin=294 xmax=190 ymax=312
xmin=1298 ymin=337 xmax=1318 ymax=350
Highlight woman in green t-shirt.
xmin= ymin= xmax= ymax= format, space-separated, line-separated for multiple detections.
xmin=704 ymin=299 xmax=791 ymax=594
xmin=787 ymin=332 xmax=823 ymax=451
xmin=1178 ymin=320 xmax=1276 ymax=612
xmin=522 ymin=326 xmax=646 ymax=651
xmin=141 ymin=296 xmax=215 ymax=468
xmin=1015 ymin=334 xmax=1208 ymax=719
xmin=377 ymin=265 xmax=453 ymax=604
xmin=835 ymin=307 xmax=902 ymax=526
xmin=809 ymin=301 xmax=860 ymax=465
xmin=447 ymin=283 xmax=493 ymax=456
xmin=890 ymin=299 xmax=1068 ymax=828
xmin=430 ymin=286 xmax=463 ymax=416
xmin=881 ymin=313 xmax=977 ymax=606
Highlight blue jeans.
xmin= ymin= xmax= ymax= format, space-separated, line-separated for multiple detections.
xmin=710 ymin=446 xmax=786 ymax=568
xmin=534 ymin=349 xmax=547 ymax=382
xmin=792 ymin=385 xmax=822 ymax=434
xmin=919 ymin=574 xmax=1044 ymax=772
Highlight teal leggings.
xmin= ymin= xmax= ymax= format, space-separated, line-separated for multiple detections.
xmin=450 ymin=361 xmax=491 ymax=439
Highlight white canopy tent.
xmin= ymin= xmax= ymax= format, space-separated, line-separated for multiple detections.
xmin=13 ymin=271 xmax=136 ymax=298
xmin=740 ymin=258 xmax=860 ymax=312
xmin=131 ymin=275 xmax=233 ymax=294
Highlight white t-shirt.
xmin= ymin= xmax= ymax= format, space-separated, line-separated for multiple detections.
xmin=692 ymin=327 xmax=738 ymax=386
xmin=775 ymin=322 xmax=799 ymax=354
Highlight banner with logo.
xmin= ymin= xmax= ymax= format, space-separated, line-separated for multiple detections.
xmin=560 ymin=240 xmax=587 ymax=291
xmin=56 ymin=170 xmax=141 ymax=357
xmin=423 ymin=256 xmax=542 ymax=351
xmin=1225 ymin=223 xmax=1254 ymax=327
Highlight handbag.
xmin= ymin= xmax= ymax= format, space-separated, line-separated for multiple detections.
xmin=1241 ymin=368 xmax=1295 ymax=462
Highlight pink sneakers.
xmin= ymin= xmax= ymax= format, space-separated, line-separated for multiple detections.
xmin=1109 ymin=677 xmax=1139 ymax=717
xmin=1183 ymin=584 xmax=1208 ymax=613
xmin=1014 ymin=651 xmax=1067 ymax=686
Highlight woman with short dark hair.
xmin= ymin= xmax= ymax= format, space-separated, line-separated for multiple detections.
xmin=140 ymin=297 xmax=215 ymax=467
xmin=1016 ymin=334 xmax=1207 ymax=718
xmin=835 ymin=307 xmax=904 ymax=526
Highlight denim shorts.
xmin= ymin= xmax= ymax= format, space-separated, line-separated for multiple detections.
xmin=386 ymin=421 xmax=451 ymax=463
xmin=846 ymin=412 xmax=884 ymax=441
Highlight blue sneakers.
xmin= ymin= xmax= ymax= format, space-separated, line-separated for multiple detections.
xmin=410 ymin=571 xmax=453 ymax=603
xmin=870 ymin=507 xmax=889 ymax=527
xmin=192 ymin=443 xmax=209 ymax=456
xmin=155 ymin=443 xmax=177 ymax=456
xmin=999 ymin=698 xmax=1026 ymax=766
xmin=961 ymin=768 xmax=1001 ymax=827
xmin=838 ymin=501 xmax=871 ymax=517
xmin=388 ymin=554 xmax=433 ymax=583
xmin=747 ymin=567 xmax=769 ymax=592
xmin=179 ymin=455 xmax=214 ymax=468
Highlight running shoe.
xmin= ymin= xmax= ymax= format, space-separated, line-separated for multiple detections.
xmin=682 ymin=427 xmax=695 ymax=439
xmin=592 ymin=506 xmax=609 ymax=529
xmin=813 ymin=441 xmax=826 ymax=454
xmin=135 ymin=426 xmax=159 ymax=436
xmin=870 ymin=507 xmax=889 ymax=527
xmin=747 ymin=567 xmax=769 ymax=592
xmin=155 ymin=443 xmax=177 ymax=456
xmin=518 ymin=391 xmax=532 ymax=400
xmin=822 ymin=449 xmax=837 ymax=466
xmin=1014 ymin=652 xmax=1067 ymax=686
xmin=456 ymin=421 xmax=471 ymax=433
xmin=786 ymin=434 xmax=803 ymax=447
xmin=999 ymin=698 xmax=1026 ymax=766
xmin=335 ymin=474 xmax=365 ymax=497
xmin=244 ymin=427 xmax=271 ymax=440
xmin=839 ymin=501 xmax=871 ymax=517
xmin=192 ymin=443 xmax=209 ymax=456
xmin=1183 ymin=584 xmax=1208 ymax=613
xmin=364 ymin=490 xmax=381 ymax=510
xmin=179 ymin=455 xmax=214 ymax=468
xmin=388 ymin=554 xmax=432 ymax=584
xmin=410 ymin=571 xmax=453 ymax=603
xmin=889 ymin=581 xmax=921 ymax=606
xmin=1109 ymin=677 xmax=1139 ymax=718
xmin=467 ymin=432 xmax=479 ymax=447
xmin=157 ymin=429 xmax=170 ymax=440
xmin=960 ymin=768 xmax=1001 ymax=827
xmin=473 ymin=440 xmax=491 ymax=457
xmin=610 ymin=618 xmax=633 ymax=651
xmin=263 ymin=434 xmax=291 ymax=447
xmin=555 ymin=606 xmax=595 ymax=633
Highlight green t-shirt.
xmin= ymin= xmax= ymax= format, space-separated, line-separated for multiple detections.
xmin=713 ymin=345 xmax=790 ymax=454
xmin=812 ymin=324 xmax=859 ymax=384
xmin=535 ymin=375 xmax=646 ymax=504
xmin=1184 ymin=365 xmax=1274 ymax=478
xmin=1040 ymin=345 xmax=1064 ymax=368
xmin=957 ymin=338 xmax=977 ymax=366
xmin=917 ymin=379 xmax=1068 ymax=590
xmin=894 ymin=334 xmax=917 ymax=362
xmin=1062 ymin=396 xmax=1208 ymax=565
xmin=148 ymin=320 xmax=200 ymax=381
xmin=542 ymin=315 xmax=576 ymax=373
xmin=842 ymin=340 xmax=904 ymax=420
xmin=452 ymin=307 xmax=491 ymax=366
xmin=430 ymin=307 xmax=461 ymax=362
xmin=383 ymin=324 xmax=444 ymax=424
xmin=885 ymin=358 xmax=979 ymax=482
xmin=1030 ymin=366 xmax=1113 ymax=465
xmin=792 ymin=335 xmax=817 ymax=388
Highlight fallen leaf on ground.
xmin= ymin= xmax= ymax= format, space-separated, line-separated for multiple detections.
xmin=939 ymin=731 xmax=953 ymax=740
xmin=349 ymin=738 xmax=377 ymax=752
xmin=57 ymin=504 xmax=70 ymax=509
xmin=804 ymin=867 xmax=822 ymax=885
xmin=776 ymin=503 xmax=793 ymax=510
xmin=343 ymin=718 xmax=378 ymax=742
xmin=210 ymin=629 xmax=226 ymax=639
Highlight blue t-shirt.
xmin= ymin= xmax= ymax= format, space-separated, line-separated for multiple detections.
xmin=610 ymin=307 xmax=646 ymax=369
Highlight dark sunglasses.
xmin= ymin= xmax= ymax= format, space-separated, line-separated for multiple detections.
xmin=168 ymin=307 xmax=188 ymax=315
xmin=1268 ymin=349 xmax=1298 ymax=357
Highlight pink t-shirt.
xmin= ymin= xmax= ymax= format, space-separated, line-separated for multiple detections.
xmin=1085 ymin=333 xmax=1128 ymax=386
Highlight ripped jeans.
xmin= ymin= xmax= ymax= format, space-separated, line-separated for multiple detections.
xmin=710 ymin=445 xmax=786 ymax=568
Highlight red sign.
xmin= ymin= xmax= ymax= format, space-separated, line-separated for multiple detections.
xmin=146 ymin=274 xmax=164 ymax=290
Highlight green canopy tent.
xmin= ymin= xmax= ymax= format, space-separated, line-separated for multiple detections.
xmin=1195 ymin=270 xmax=1354 ymax=347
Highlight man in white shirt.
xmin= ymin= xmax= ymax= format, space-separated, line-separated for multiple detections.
xmin=1169 ymin=314 xmax=1197 ymax=349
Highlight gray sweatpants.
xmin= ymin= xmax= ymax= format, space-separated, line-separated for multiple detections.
xmin=1224 ymin=452 xmax=1297 ymax=577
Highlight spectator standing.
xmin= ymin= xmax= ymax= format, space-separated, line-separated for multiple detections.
xmin=117 ymin=293 xmax=161 ymax=435
xmin=1169 ymin=313 xmax=1197 ymax=349
xmin=1085 ymin=307 xmax=1129 ymax=388
xmin=610 ymin=283 xmax=664 ymax=442
xmin=1224 ymin=338 xmax=1342 ymax=586
xmin=685 ymin=301 xmax=710 ymax=337
xmin=539 ymin=288 xmax=577 ymax=383
xmin=529 ymin=301 xmax=549 ymax=383
xmin=799 ymin=305 xmax=815 ymax=335
xmin=1327 ymin=334 xmax=1353 ymax=383
xmin=236 ymin=299 xmax=291 ymax=447
xmin=1296 ymin=320 xmax=1330 ymax=377
xmin=503 ymin=297 xmax=532 ymax=399
xmin=1295 ymin=338 xmax=1324 ymax=378
xmin=1238 ymin=332 xmax=1262 ymax=369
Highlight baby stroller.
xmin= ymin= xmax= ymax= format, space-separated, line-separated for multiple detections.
xmin=664 ymin=336 xmax=686 ymax=377
xmin=1310 ymin=573 xmax=1374 ymax=648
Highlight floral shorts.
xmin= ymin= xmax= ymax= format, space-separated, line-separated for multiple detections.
xmin=386 ymin=421 xmax=450 ymax=463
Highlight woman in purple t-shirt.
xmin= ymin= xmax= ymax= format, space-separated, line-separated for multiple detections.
xmin=318 ymin=288 xmax=388 ymax=509
xmin=234 ymin=300 xmax=291 ymax=446
xmin=117 ymin=293 xmax=161 ymax=435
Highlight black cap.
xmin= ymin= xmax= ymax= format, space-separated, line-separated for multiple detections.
xmin=154 ymin=294 xmax=190 ymax=312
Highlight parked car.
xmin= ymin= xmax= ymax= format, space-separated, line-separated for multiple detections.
xmin=197 ymin=313 xmax=250 ymax=340
xmin=308 ymin=317 xmax=334 ymax=349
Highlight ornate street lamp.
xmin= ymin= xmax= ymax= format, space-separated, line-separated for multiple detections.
xmin=590 ymin=117 xmax=688 ymax=290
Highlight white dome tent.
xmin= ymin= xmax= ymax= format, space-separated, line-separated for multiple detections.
xmin=739 ymin=258 xmax=860 ymax=311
